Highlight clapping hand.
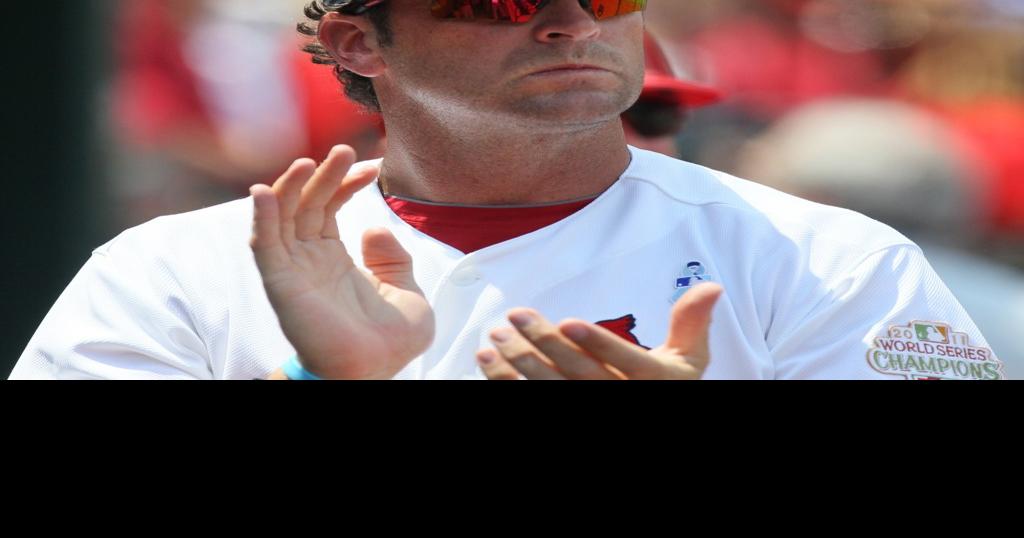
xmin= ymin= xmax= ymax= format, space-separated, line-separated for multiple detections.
xmin=477 ymin=284 xmax=723 ymax=380
xmin=250 ymin=145 xmax=435 ymax=380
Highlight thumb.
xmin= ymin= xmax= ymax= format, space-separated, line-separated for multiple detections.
xmin=663 ymin=283 xmax=723 ymax=372
xmin=362 ymin=227 xmax=419 ymax=291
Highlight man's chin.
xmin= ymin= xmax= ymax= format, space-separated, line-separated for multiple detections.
xmin=506 ymin=92 xmax=632 ymax=127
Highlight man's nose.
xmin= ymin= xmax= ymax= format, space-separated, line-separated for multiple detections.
xmin=532 ymin=0 xmax=601 ymax=43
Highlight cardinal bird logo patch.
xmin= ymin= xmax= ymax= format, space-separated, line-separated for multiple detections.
xmin=596 ymin=315 xmax=651 ymax=350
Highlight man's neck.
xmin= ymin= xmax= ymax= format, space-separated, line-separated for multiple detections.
xmin=377 ymin=118 xmax=632 ymax=206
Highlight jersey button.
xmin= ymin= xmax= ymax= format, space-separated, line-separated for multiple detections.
xmin=450 ymin=266 xmax=482 ymax=287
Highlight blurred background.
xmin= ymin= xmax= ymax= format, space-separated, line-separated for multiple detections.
xmin=3 ymin=0 xmax=1022 ymax=378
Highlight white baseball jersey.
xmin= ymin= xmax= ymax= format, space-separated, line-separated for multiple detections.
xmin=10 ymin=147 xmax=1004 ymax=380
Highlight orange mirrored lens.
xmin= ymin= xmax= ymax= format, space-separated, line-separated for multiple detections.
xmin=590 ymin=0 xmax=647 ymax=20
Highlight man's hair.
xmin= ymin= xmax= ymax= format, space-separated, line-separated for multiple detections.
xmin=297 ymin=1 xmax=393 ymax=113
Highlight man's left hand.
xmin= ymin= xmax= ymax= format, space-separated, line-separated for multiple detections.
xmin=477 ymin=283 xmax=723 ymax=380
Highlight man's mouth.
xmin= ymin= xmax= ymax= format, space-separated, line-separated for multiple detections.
xmin=528 ymin=64 xmax=610 ymax=76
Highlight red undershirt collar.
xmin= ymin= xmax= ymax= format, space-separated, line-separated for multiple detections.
xmin=382 ymin=192 xmax=599 ymax=254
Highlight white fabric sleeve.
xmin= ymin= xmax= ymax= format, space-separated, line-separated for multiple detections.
xmin=768 ymin=244 xmax=1004 ymax=380
xmin=9 ymin=233 xmax=214 ymax=380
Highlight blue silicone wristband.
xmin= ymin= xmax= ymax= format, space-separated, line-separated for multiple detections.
xmin=282 ymin=355 xmax=324 ymax=381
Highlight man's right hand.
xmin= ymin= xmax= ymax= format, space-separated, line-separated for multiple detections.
xmin=249 ymin=145 xmax=435 ymax=380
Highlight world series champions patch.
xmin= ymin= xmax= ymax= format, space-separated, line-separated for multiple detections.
xmin=867 ymin=321 xmax=1004 ymax=380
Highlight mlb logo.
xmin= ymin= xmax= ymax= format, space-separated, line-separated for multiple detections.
xmin=914 ymin=323 xmax=949 ymax=344
xmin=670 ymin=260 xmax=713 ymax=303
xmin=675 ymin=261 xmax=710 ymax=289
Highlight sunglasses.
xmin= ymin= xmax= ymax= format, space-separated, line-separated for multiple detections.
xmin=333 ymin=0 xmax=648 ymax=23
xmin=622 ymin=99 xmax=688 ymax=139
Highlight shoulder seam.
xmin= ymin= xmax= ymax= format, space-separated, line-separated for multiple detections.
xmin=620 ymin=171 xmax=915 ymax=255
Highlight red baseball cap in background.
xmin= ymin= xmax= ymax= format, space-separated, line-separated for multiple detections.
xmin=642 ymin=33 xmax=722 ymax=108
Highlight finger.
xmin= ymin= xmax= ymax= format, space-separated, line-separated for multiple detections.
xmin=476 ymin=349 xmax=522 ymax=381
xmin=249 ymin=184 xmax=292 ymax=274
xmin=663 ymin=283 xmax=723 ymax=372
xmin=362 ymin=227 xmax=419 ymax=292
xmin=321 ymin=160 xmax=381 ymax=240
xmin=507 ymin=309 xmax=621 ymax=380
xmin=489 ymin=328 xmax=566 ymax=380
xmin=558 ymin=320 xmax=660 ymax=379
xmin=295 ymin=145 xmax=357 ymax=240
xmin=272 ymin=158 xmax=318 ymax=248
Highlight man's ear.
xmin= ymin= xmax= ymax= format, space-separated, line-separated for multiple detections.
xmin=318 ymin=13 xmax=387 ymax=78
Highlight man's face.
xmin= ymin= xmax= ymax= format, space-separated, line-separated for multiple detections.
xmin=374 ymin=0 xmax=647 ymax=131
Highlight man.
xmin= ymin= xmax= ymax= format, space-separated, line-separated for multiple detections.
xmin=10 ymin=0 xmax=1003 ymax=380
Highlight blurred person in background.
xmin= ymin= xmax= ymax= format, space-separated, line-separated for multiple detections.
xmin=739 ymin=98 xmax=1024 ymax=378
xmin=110 ymin=0 xmax=383 ymax=231
xmin=621 ymin=34 xmax=721 ymax=156
xmin=651 ymin=0 xmax=1023 ymax=269
xmin=647 ymin=0 xmax=897 ymax=176
xmin=891 ymin=0 xmax=1024 ymax=265
xmin=685 ymin=0 xmax=890 ymax=117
